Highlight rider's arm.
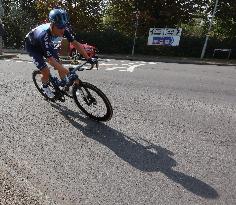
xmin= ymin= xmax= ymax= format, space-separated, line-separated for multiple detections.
xmin=63 ymin=28 xmax=90 ymax=60
xmin=71 ymin=40 xmax=90 ymax=60
xmin=47 ymin=56 xmax=65 ymax=70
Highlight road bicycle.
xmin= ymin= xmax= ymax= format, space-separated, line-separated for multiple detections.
xmin=32 ymin=60 xmax=113 ymax=121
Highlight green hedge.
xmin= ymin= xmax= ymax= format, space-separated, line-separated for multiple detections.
xmin=76 ymin=29 xmax=133 ymax=54
xmin=77 ymin=30 xmax=236 ymax=59
xmin=3 ymin=27 xmax=236 ymax=59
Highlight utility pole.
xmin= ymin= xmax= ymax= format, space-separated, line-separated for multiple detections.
xmin=131 ymin=10 xmax=140 ymax=56
xmin=0 ymin=0 xmax=3 ymax=17
xmin=0 ymin=0 xmax=4 ymax=55
xmin=200 ymin=0 xmax=219 ymax=59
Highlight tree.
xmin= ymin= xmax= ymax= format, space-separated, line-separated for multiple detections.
xmin=104 ymin=0 xmax=210 ymax=37
xmin=2 ymin=0 xmax=39 ymax=48
xmin=35 ymin=0 xmax=106 ymax=33
xmin=211 ymin=0 xmax=236 ymax=39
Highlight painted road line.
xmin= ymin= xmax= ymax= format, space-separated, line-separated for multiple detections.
xmin=99 ymin=63 xmax=118 ymax=66
xmin=127 ymin=64 xmax=144 ymax=72
xmin=64 ymin=64 xmax=76 ymax=67
xmin=64 ymin=64 xmax=90 ymax=69
xmin=134 ymin=61 xmax=146 ymax=64
xmin=105 ymin=67 xmax=126 ymax=71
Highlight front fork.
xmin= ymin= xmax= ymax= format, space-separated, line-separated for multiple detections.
xmin=76 ymin=84 xmax=96 ymax=106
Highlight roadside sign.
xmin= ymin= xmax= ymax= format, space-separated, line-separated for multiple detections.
xmin=148 ymin=28 xmax=182 ymax=46
xmin=148 ymin=36 xmax=180 ymax=46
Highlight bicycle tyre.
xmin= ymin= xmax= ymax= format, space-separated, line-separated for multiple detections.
xmin=32 ymin=70 xmax=48 ymax=99
xmin=72 ymin=82 xmax=113 ymax=121
xmin=32 ymin=70 xmax=59 ymax=101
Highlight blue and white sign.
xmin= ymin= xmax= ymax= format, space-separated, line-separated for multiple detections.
xmin=148 ymin=28 xmax=182 ymax=46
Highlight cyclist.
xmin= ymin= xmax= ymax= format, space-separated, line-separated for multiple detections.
xmin=25 ymin=8 xmax=96 ymax=98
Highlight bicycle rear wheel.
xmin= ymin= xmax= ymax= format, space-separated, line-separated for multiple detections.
xmin=32 ymin=70 xmax=56 ymax=101
xmin=73 ymin=82 xmax=113 ymax=121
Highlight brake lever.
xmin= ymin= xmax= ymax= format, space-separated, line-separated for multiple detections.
xmin=87 ymin=63 xmax=95 ymax=70
xmin=78 ymin=67 xmax=85 ymax=71
xmin=87 ymin=58 xmax=99 ymax=70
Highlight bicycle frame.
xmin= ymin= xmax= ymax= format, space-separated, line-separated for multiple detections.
xmin=48 ymin=60 xmax=96 ymax=101
xmin=69 ymin=60 xmax=98 ymax=73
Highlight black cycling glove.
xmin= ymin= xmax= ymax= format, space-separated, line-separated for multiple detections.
xmin=87 ymin=57 xmax=97 ymax=64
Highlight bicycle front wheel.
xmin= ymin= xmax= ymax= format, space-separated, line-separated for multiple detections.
xmin=73 ymin=82 xmax=113 ymax=121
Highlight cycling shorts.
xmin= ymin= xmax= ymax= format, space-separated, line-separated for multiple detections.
xmin=25 ymin=38 xmax=59 ymax=70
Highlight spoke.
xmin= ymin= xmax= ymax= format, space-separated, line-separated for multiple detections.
xmin=75 ymin=86 xmax=108 ymax=118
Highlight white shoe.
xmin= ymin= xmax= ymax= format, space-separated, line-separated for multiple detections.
xmin=42 ymin=86 xmax=55 ymax=98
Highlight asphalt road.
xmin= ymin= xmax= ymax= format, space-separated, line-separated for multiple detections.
xmin=0 ymin=55 xmax=235 ymax=205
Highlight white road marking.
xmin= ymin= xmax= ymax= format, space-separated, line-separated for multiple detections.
xmin=106 ymin=64 xmax=145 ymax=72
xmin=127 ymin=64 xmax=144 ymax=72
xmin=4 ymin=58 xmax=146 ymax=73
xmin=134 ymin=61 xmax=146 ymax=64
xmin=148 ymin=62 xmax=157 ymax=65
xmin=106 ymin=67 xmax=126 ymax=71
xmin=64 ymin=64 xmax=91 ymax=70
xmin=100 ymin=63 xmax=118 ymax=66
xmin=64 ymin=64 xmax=77 ymax=67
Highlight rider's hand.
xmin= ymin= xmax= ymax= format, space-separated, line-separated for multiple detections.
xmin=87 ymin=57 xmax=97 ymax=65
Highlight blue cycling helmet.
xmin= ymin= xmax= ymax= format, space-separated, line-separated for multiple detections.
xmin=49 ymin=8 xmax=69 ymax=29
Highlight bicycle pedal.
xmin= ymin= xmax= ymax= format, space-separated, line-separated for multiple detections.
xmin=62 ymin=86 xmax=69 ymax=92
xmin=69 ymin=67 xmax=74 ymax=72
xmin=58 ymin=98 xmax=65 ymax=102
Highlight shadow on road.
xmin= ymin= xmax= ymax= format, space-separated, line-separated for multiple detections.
xmin=51 ymin=103 xmax=219 ymax=199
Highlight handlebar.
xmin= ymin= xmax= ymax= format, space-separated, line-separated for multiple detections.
xmin=69 ymin=58 xmax=98 ymax=73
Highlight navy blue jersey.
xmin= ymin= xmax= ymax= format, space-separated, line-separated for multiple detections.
xmin=25 ymin=23 xmax=75 ymax=58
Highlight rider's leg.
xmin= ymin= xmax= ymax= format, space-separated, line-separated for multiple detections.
xmin=40 ymin=66 xmax=50 ymax=84
xmin=39 ymin=67 xmax=54 ymax=98
xmin=25 ymin=43 xmax=54 ymax=98
xmin=55 ymin=65 xmax=69 ymax=79
xmin=47 ymin=56 xmax=69 ymax=84
xmin=32 ymin=54 xmax=54 ymax=98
